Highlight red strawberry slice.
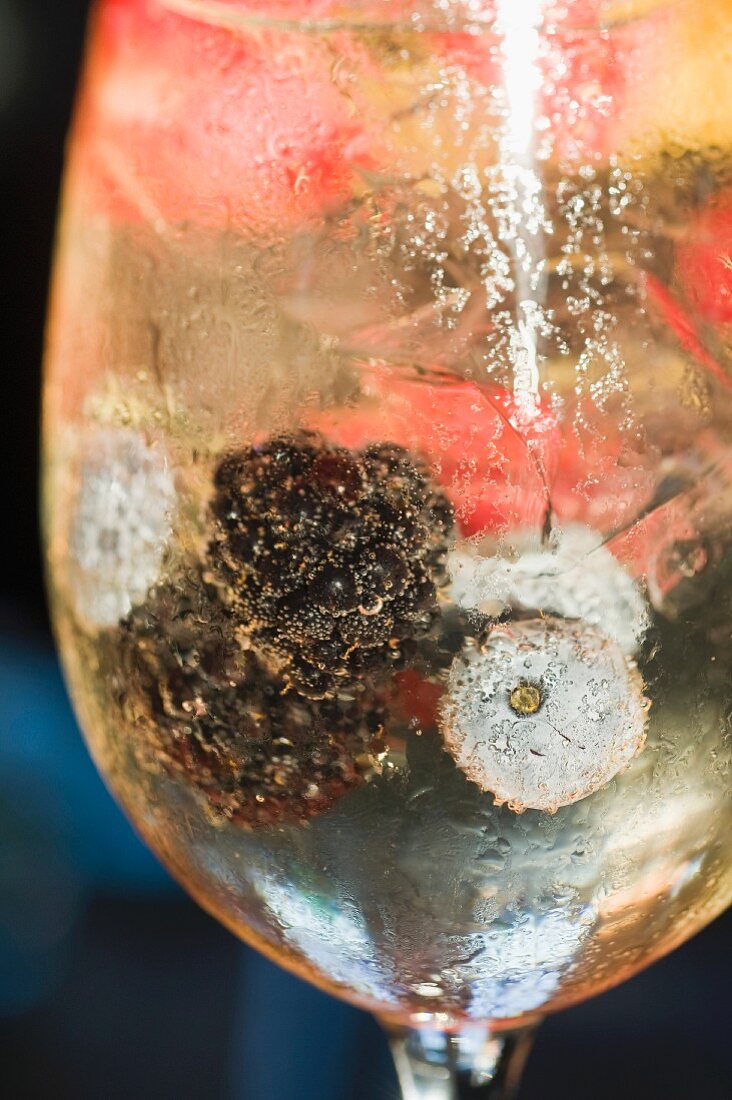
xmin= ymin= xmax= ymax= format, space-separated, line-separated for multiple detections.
xmin=310 ymin=368 xmax=560 ymax=537
xmin=71 ymin=0 xmax=374 ymax=232
xmin=676 ymin=193 xmax=732 ymax=327
xmin=550 ymin=399 xmax=657 ymax=536
xmin=310 ymin=367 xmax=664 ymax=541
xmin=427 ymin=0 xmax=650 ymax=165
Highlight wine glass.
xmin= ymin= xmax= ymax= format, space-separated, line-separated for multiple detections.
xmin=43 ymin=0 xmax=732 ymax=1096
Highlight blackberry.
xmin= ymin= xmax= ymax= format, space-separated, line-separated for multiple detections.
xmin=209 ymin=432 xmax=454 ymax=696
xmin=111 ymin=570 xmax=385 ymax=828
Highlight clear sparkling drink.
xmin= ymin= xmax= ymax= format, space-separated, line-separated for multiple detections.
xmin=45 ymin=0 xmax=732 ymax=1027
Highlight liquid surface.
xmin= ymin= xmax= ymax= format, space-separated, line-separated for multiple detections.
xmin=44 ymin=0 xmax=732 ymax=1028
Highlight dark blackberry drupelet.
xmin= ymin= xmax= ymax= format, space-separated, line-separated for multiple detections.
xmin=208 ymin=432 xmax=455 ymax=696
xmin=111 ymin=570 xmax=385 ymax=828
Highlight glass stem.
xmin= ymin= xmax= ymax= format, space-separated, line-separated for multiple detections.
xmin=386 ymin=1021 xmax=537 ymax=1100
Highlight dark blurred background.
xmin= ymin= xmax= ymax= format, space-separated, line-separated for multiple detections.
xmin=1 ymin=2 xmax=730 ymax=1097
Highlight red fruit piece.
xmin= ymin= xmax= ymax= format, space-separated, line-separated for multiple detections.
xmin=394 ymin=669 xmax=445 ymax=734
xmin=542 ymin=0 xmax=659 ymax=165
xmin=71 ymin=0 xmax=373 ymax=232
xmin=310 ymin=368 xmax=560 ymax=537
xmin=426 ymin=27 xmax=501 ymax=88
xmin=551 ymin=402 xmax=657 ymax=535
xmin=310 ymin=363 xmax=666 ymax=542
xmin=676 ymin=193 xmax=732 ymax=326
xmin=428 ymin=0 xmax=647 ymax=165
xmin=642 ymin=272 xmax=731 ymax=392
xmin=540 ymin=19 xmax=619 ymax=163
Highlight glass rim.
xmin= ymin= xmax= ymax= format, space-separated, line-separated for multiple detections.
xmin=157 ymin=0 xmax=682 ymax=35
